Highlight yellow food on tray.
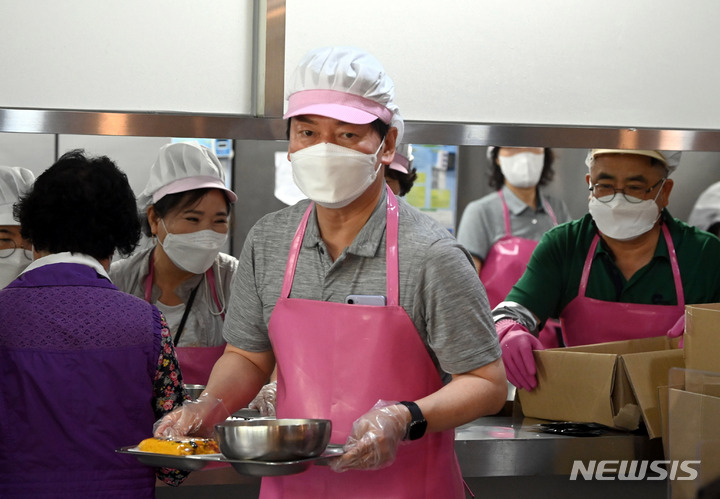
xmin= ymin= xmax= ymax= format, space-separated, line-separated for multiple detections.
xmin=137 ymin=437 xmax=220 ymax=456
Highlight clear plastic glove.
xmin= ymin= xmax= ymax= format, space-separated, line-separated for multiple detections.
xmin=666 ymin=314 xmax=685 ymax=348
xmin=330 ymin=400 xmax=408 ymax=473
xmin=497 ymin=319 xmax=544 ymax=392
xmin=248 ymin=381 xmax=277 ymax=416
xmin=153 ymin=393 xmax=230 ymax=438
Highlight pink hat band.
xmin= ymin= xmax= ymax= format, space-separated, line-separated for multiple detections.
xmin=284 ymin=89 xmax=394 ymax=125
xmin=388 ymin=154 xmax=410 ymax=174
xmin=152 ymin=175 xmax=238 ymax=204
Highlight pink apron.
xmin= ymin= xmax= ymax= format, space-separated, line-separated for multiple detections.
xmin=262 ymin=186 xmax=464 ymax=499
xmin=479 ymin=190 xmax=561 ymax=348
xmin=560 ymin=224 xmax=685 ymax=347
xmin=144 ymin=253 xmax=226 ymax=385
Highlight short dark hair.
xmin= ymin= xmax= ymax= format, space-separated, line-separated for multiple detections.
xmin=141 ymin=188 xmax=233 ymax=237
xmin=488 ymin=147 xmax=556 ymax=190
xmin=285 ymin=117 xmax=391 ymax=140
xmin=384 ymin=167 xmax=418 ymax=197
xmin=15 ymin=149 xmax=141 ymax=260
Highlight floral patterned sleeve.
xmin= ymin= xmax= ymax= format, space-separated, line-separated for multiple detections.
xmin=152 ymin=309 xmax=192 ymax=486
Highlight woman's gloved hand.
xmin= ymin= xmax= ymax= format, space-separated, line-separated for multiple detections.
xmin=153 ymin=393 xmax=230 ymax=438
xmin=666 ymin=314 xmax=685 ymax=348
xmin=248 ymin=381 xmax=277 ymax=416
xmin=330 ymin=400 xmax=408 ymax=473
xmin=496 ymin=319 xmax=544 ymax=392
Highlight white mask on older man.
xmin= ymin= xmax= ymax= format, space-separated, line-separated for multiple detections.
xmin=290 ymin=140 xmax=385 ymax=209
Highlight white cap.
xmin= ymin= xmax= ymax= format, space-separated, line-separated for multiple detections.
xmin=585 ymin=149 xmax=682 ymax=175
xmin=284 ymin=46 xmax=404 ymax=142
xmin=388 ymin=144 xmax=413 ymax=174
xmin=138 ymin=141 xmax=237 ymax=210
xmin=688 ymin=181 xmax=720 ymax=232
xmin=0 ymin=166 xmax=35 ymax=225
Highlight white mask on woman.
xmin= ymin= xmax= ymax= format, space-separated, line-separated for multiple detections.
xmin=0 ymin=249 xmax=32 ymax=288
xmin=498 ymin=152 xmax=544 ymax=188
xmin=290 ymin=140 xmax=385 ymax=209
xmin=588 ymin=183 xmax=664 ymax=241
xmin=158 ymin=220 xmax=227 ymax=274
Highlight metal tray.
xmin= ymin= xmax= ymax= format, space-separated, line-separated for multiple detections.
xmin=116 ymin=444 xmax=346 ymax=476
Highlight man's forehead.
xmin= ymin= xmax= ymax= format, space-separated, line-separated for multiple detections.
xmin=591 ymin=154 xmax=660 ymax=177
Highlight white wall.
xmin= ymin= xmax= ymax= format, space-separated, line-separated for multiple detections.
xmin=0 ymin=0 xmax=255 ymax=115
xmin=285 ymin=0 xmax=720 ymax=129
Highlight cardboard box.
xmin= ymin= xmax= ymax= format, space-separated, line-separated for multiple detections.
xmin=685 ymin=303 xmax=720 ymax=373
xmin=518 ymin=335 xmax=683 ymax=438
xmin=665 ymin=368 xmax=720 ymax=499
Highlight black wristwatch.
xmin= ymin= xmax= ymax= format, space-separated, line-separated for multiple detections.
xmin=398 ymin=401 xmax=427 ymax=441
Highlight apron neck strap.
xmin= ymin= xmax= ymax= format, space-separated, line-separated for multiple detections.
xmin=579 ymin=224 xmax=683 ymax=304
xmin=280 ymin=186 xmax=401 ymax=306
xmin=498 ymin=189 xmax=512 ymax=236
xmin=385 ymin=185 xmax=400 ymax=306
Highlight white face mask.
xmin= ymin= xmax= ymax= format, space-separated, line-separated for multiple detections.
xmin=0 ymin=249 xmax=32 ymax=288
xmin=588 ymin=184 xmax=664 ymax=241
xmin=498 ymin=152 xmax=544 ymax=188
xmin=158 ymin=220 xmax=227 ymax=274
xmin=290 ymin=140 xmax=385 ymax=209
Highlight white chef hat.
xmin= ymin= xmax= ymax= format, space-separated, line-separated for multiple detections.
xmin=0 ymin=166 xmax=35 ymax=225
xmin=137 ymin=141 xmax=237 ymax=210
xmin=388 ymin=144 xmax=413 ymax=174
xmin=284 ymin=46 xmax=404 ymax=142
xmin=585 ymin=149 xmax=682 ymax=175
xmin=688 ymin=181 xmax=720 ymax=232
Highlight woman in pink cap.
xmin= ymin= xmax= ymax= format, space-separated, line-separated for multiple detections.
xmin=110 ymin=141 xmax=238 ymax=387
xmin=155 ymin=47 xmax=506 ymax=499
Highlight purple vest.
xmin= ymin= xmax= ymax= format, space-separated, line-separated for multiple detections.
xmin=0 ymin=263 xmax=161 ymax=498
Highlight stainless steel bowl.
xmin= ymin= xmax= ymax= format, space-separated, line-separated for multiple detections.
xmin=214 ymin=418 xmax=332 ymax=462
xmin=184 ymin=384 xmax=206 ymax=400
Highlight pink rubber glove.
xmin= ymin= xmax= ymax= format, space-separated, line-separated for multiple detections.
xmin=496 ymin=319 xmax=544 ymax=392
xmin=330 ymin=400 xmax=408 ymax=473
xmin=248 ymin=380 xmax=277 ymax=416
xmin=153 ymin=393 xmax=230 ymax=438
xmin=666 ymin=314 xmax=685 ymax=348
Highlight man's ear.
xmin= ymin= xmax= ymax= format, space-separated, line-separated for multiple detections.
xmin=380 ymin=127 xmax=398 ymax=164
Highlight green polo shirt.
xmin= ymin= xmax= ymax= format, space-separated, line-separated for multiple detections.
xmin=506 ymin=211 xmax=720 ymax=323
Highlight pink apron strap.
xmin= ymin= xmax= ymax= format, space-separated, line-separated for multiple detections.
xmin=385 ymin=185 xmax=400 ymax=307
xmin=145 ymin=249 xmax=225 ymax=318
xmin=280 ymin=203 xmax=315 ymax=299
xmin=580 ymin=225 xmax=684 ymax=305
xmin=540 ymin=196 xmax=559 ymax=226
xmin=497 ymin=190 xmax=512 ymax=236
xmin=662 ymin=224 xmax=685 ymax=306
xmin=205 ymin=268 xmax=225 ymax=320
xmin=578 ymin=234 xmax=600 ymax=298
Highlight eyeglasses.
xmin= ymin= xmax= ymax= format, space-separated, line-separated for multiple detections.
xmin=0 ymin=239 xmax=33 ymax=260
xmin=588 ymin=178 xmax=666 ymax=204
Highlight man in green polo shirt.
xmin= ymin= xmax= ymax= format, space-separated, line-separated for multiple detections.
xmin=493 ymin=149 xmax=720 ymax=391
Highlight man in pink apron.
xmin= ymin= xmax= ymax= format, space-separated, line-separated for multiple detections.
xmin=492 ymin=149 xmax=720 ymax=391
xmin=155 ymin=46 xmax=507 ymax=498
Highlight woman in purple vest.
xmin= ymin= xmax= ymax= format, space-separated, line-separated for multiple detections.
xmin=0 ymin=150 xmax=188 ymax=498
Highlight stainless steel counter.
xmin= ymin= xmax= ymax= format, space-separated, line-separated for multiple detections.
xmin=454 ymin=416 xmax=663 ymax=478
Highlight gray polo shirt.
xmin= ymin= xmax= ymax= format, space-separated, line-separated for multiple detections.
xmin=456 ymin=185 xmax=571 ymax=262
xmin=223 ymin=190 xmax=501 ymax=377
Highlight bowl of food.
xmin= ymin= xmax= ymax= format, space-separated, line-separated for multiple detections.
xmin=214 ymin=418 xmax=332 ymax=462
xmin=184 ymin=384 xmax=206 ymax=400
